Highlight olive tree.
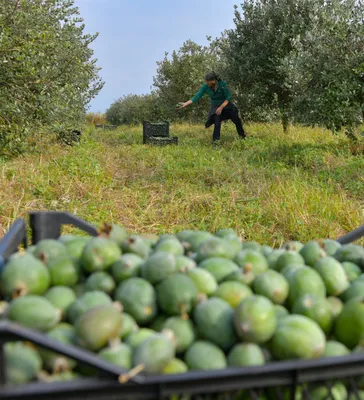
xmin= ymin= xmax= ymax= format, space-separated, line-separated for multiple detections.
xmin=284 ymin=0 xmax=364 ymax=137
xmin=220 ymin=0 xmax=319 ymax=131
xmin=0 ymin=0 xmax=104 ymax=152
xmin=153 ymin=40 xmax=220 ymax=122
xmin=106 ymin=93 xmax=166 ymax=125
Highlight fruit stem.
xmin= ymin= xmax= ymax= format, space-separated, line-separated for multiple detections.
xmin=53 ymin=357 xmax=70 ymax=374
xmin=0 ymin=301 xmax=8 ymax=316
xmin=161 ymin=329 xmax=177 ymax=346
xmin=108 ymin=337 xmax=121 ymax=349
xmin=144 ymin=306 xmax=153 ymax=317
xmin=12 ymin=284 xmax=27 ymax=299
xmin=112 ymin=301 xmax=124 ymax=313
xmin=98 ymin=223 xmax=112 ymax=237
xmin=196 ymin=293 xmax=207 ymax=305
xmin=240 ymin=322 xmax=250 ymax=333
xmin=182 ymin=241 xmax=191 ymax=251
xmin=38 ymin=252 xmax=47 ymax=264
xmin=180 ymin=303 xmax=189 ymax=320
xmin=118 ymin=363 xmax=145 ymax=384
xmin=244 ymin=263 xmax=253 ymax=273
xmin=37 ymin=370 xmax=51 ymax=382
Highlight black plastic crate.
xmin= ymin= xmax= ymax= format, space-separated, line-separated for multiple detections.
xmin=0 ymin=212 xmax=363 ymax=400
xmin=143 ymin=121 xmax=170 ymax=139
xmin=56 ymin=130 xmax=82 ymax=146
xmin=94 ymin=124 xmax=117 ymax=130
xmin=0 ymin=219 xmax=27 ymax=266
xmin=145 ymin=136 xmax=178 ymax=146
xmin=143 ymin=121 xmax=178 ymax=145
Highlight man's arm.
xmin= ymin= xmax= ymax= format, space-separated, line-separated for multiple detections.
xmin=220 ymin=99 xmax=230 ymax=109
xmin=177 ymin=85 xmax=207 ymax=110
xmin=216 ymin=84 xmax=232 ymax=115
xmin=191 ymin=84 xmax=207 ymax=104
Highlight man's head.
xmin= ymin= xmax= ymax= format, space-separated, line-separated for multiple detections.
xmin=205 ymin=71 xmax=218 ymax=88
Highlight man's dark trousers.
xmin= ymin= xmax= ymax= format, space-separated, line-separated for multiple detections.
xmin=205 ymin=103 xmax=246 ymax=142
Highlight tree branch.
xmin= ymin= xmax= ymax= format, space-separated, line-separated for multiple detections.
xmin=1 ymin=0 xmax=21 ymax=24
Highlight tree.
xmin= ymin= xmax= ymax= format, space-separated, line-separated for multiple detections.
xmin=153 ymin=40 xmax=220 ymax=122
xmin=0 ymin=0 xmax=104 ymax=153
xmin=283 ymin=0 xmax=364 ymax=137
xmin=106 ymin=93 xmax=165 ymax=125
xmin=220 ymin=0 xmax=318 ymax=131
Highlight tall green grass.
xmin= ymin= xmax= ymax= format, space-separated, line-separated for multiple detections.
xmin=0 ymin=122 xmax=363 ymax=246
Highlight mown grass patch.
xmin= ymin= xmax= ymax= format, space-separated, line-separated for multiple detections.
xmin=0 ymin=122 xmax=362 ymax=247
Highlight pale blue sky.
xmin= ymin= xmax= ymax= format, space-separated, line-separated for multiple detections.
xmin=74 ymin=0 xmax=238 ymax=112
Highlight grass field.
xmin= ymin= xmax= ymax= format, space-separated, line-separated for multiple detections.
xmin=0 ymin=122 xmax=363 ymax=247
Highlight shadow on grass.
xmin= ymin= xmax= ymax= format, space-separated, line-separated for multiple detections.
xmin=91 ymin=122 xmax=252 ymax=148
xmin=248 ymin=141 xmax=363 ymax=197
xmin=249 ymin=142 xmax=353 ymax=167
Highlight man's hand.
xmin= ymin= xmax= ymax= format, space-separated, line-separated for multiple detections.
xmin=176 ymin=100 xmax=192 ymax=110
xmin=216 ymin=100 xmax=229 ymax=115
xmin=216 ymin=106 xmax=224 ymax=115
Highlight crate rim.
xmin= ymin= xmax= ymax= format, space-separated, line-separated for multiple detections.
xmin=1 ymin=352 xmax=364 ymax=400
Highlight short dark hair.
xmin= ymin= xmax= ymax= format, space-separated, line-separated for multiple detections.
xmin=204 ymin=71 xmax=220 ymax=81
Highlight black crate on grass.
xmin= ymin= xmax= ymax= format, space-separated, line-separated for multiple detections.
xmin=143 ymin=121 xmax=178 ymax=145
xmin=0 ymin=212 xmax=363 ymax=400
xmin=95 ymin=125 xmax=117 ymax=131
xmin=104 ymin=125 xmax=117 ymax=131
xmin=0 ymin=219 xmax=27 ymax=272
xmin=145 ymin=136 xmax=178 ymax=146
xmin=56 ymin=130 xmax=82 ymax=146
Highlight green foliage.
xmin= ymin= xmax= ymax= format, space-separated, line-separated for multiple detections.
xmin=283 ymin=0 xmax=364 ymax=135
xmin=0 ymin=0 xmax=103 ymax=154
xmin=218 ymin=0 xmax=317 ymax=130
xmin=106 ymin=93 xmax=165 ymax=126
xmin=213 ymin=0 xmax=363 ymax=134
xmin=153 ymin=40 xmax=220 ymax=122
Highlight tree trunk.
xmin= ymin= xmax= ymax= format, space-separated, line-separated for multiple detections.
xmin=280 ymin=107 xmax=290 ymax=133
xmin=345 ymin=126 xmax=358 ymax=142
xmin=278 ymin=93 xmax=290 ymax=133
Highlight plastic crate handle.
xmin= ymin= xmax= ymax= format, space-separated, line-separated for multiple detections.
xmin=0 ymin=321 xmax=144 ymax=385
xmin=29 ymin=211 xmax=99 ymax=244
xmin=337 ymin=225 xmax=364 ymax=244
xmin=0 ymin=219 xmax=27 ymax=267
xmin=28 ymin=211 xmax=364 ymax=245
